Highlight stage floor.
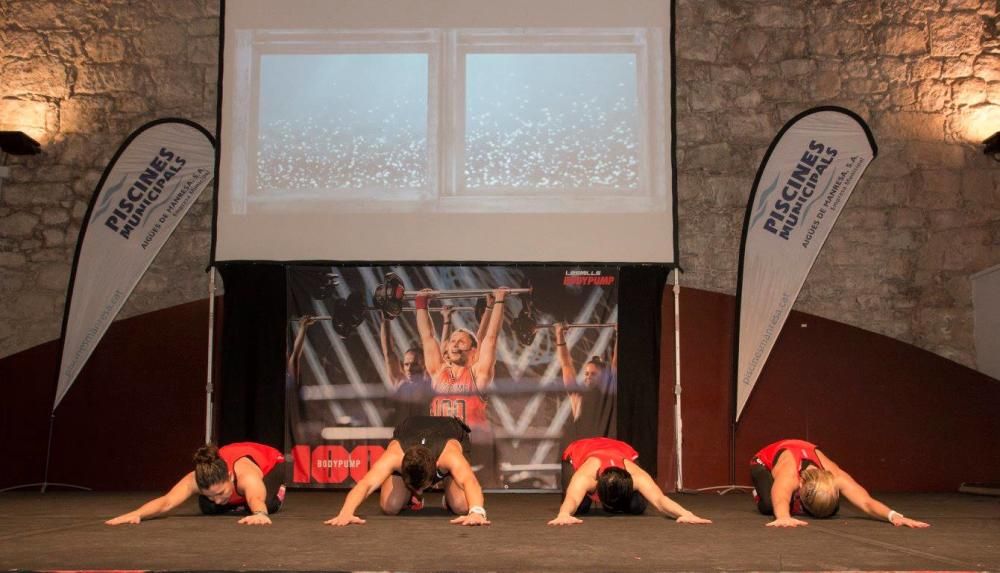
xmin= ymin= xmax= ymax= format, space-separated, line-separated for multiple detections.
xmin=0 ymin=490 xmax=997 ymax=572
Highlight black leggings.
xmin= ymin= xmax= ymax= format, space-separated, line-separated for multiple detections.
xmin=750 ymin=462 xmax=775 ymax=515
xmin=199 ymin=469 xmax=285 ymax=515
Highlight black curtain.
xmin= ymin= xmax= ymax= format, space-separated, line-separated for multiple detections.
xmin=215 ymin=262 xmax=666 ymax=475
xmin=216 ymin=262 xmax=287 ymax=448
xmin=616 ymin=265 xmax=668 ymax=472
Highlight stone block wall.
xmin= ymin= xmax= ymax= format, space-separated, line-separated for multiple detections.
xmin=1 ymin=0 xmax=998 ymax=369
xmin=676 ymin=0 xmax=999 ymax=368
xmin=0 ymin=1 xmax=220 ymax=356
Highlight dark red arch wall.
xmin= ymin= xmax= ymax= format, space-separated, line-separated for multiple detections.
xmin=0 ymin=300 xmax=214 ymax=491
xmin=657 ymin=287 xmax=1000 ymax=492
xmin=2 ymin=289 xmax=997 ymax=491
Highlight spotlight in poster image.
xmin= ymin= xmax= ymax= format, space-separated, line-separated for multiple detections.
xmin=285 ymin=265 xmax=620 ymax=491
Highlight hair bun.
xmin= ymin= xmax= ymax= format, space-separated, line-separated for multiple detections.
xmin=193 ymin=443 xmax=220 ymax=465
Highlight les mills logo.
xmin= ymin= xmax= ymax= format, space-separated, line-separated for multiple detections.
xmin=563 ymin=270 xmax=615 ymax=286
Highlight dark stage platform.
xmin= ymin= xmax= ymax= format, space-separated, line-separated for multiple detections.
xmin=0 ymin=491 xmax=997 ymax=571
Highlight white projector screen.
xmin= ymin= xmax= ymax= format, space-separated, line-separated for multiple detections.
xmin=215 ymin=0 xmax=676 ymax=263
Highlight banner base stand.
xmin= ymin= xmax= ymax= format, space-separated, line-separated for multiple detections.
xmin=14 ymin=413 xmax=91 ymax=494
xmin=678 ymin=485 xmax=754 ymax=495
xmin=0 ymin=482 xmax=92 ymax=494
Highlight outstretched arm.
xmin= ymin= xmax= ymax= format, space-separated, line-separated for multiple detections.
xmin=440 ymin=305 xmax=454 ymax=357
xmin=441 ymin=447 xmax=489 ymax=526
xmin=475 ymin=294 xmax=495 ymax=345
xmin=548 ymin=458 xmax=599 ymax=525
xmin=472 ymin=288 xmax=507 ymax=391
xmin=625 ymin=460 xmax=711 ymax=523
xmin=233 ymin=458 xmax=272 ymax=525
xmin=325 ymin=445 xmax=401 ymax=526
xmin=554 ymin=323 xmax=582 ymax=420
xmin=380 ymin=317 xmax=403 ymax=387
xmin=288 ymin=316 xmax=317 ymax=379
xmin=767 ymin=454 xmax=809 ymax=527
xmin=817 ymin=450 xmax=929 ymax=528
xmin=611 ymin=324 xmax=618 ymax=374
xmin=105 ymin=472 xmax=198 ymax=525
xmin=414 ymin=291 xmax=443 ymax=382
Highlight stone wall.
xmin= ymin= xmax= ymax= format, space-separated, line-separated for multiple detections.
xmin=0 ymin=1 xmax=220 ymax=357
xmin=675 ymin=0 xmax=999 ymax=367
xmin=1 ymin=0 xmax=998 ymax=369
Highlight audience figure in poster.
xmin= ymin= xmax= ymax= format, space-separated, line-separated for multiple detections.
xmin=105 ymin=443 xmax=286 ymax=526
xmin=750 ymin=439 xmax=930 ymax=528
xmin=549 ymin=437 xmax=711 ymax=525
xmin=554 ymin=322 xmax=617 ymax=441
xmin=381 ymin=316 xmax=434 ymax=423
xmin=324 ymin=415 xmax=489 ymax=526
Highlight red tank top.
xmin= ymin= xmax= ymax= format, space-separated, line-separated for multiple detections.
xmin=220 ymin=442 xmax=284 ymax=505
xmin=751 ymin=439 xmax=825 ymax=472
xmin=563 ymin=438 xmax=638 ymax=503
xmin=430 ymin=366 xmax=488 ymax=428
xmin=563 ymin=437 xmax=638 ymax=472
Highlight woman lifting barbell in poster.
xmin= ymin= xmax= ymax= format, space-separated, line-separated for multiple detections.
xmin=416 ymin=286 xmax=509 ymax=485
xmin=415 ymin=287 xmax=509 ymax=428
xmin=380 ymin=289 xmax=498 ymax=424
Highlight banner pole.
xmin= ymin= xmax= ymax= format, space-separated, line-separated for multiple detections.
xmin=673 ymin=270 xmax=683 ymax=491
xmin=40 ymin=413 xmax=55 ymax=493
xmin=205 ymin=267 xmax=216 ymax=444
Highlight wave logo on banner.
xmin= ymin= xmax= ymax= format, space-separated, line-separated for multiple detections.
xmin=734 ymin=107 xmax=877 ymax=421
xmin=54 ymin=119 xmax=216 ymax=410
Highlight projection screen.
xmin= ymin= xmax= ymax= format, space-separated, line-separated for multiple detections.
xmin=215 ymin=0 xmax=676 ymax=264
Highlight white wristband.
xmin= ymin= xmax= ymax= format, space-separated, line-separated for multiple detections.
xmin=887 ymin=510 xmax=900 ymax=524
xmin=468 ymin=505 xmax=487 ymax=517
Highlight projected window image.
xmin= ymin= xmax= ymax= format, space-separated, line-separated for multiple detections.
xmin=256 ymin=54 xmax=429 ymax=201
xmin=236 ymin=29 xmax=668 ymax=214
xmin=465 ymin=54 xmax=639 ymax=193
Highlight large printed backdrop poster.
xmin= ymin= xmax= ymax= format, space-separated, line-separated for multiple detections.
xmin=286 ymin=265 xmax=619 ymax=490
